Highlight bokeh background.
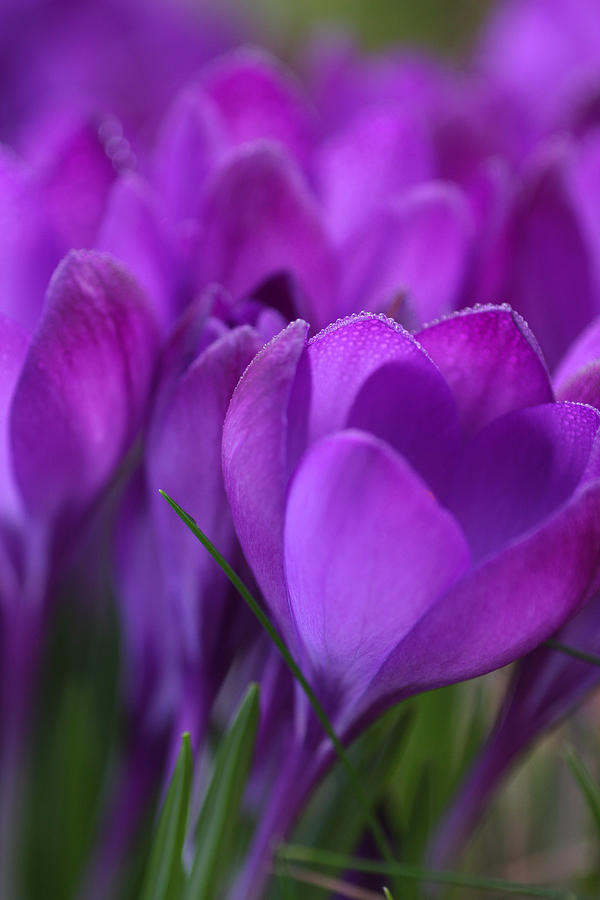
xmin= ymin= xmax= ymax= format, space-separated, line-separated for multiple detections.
xmin=245 ymin=0 xmax=493 ymax=54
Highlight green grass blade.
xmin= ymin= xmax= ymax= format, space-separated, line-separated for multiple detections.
xmin=276 ymin=845 xmax=593 ymax=899
xmin=565 ymin=744 xmax=600 ymax=834
xmin=383 ymin=889 xmax=394 ymax=899
xmin=183 ymin=683 xmax=260 ymax=900
xmin=141 ymin=733 xmax=193 ymax=900
xmin=545 ymin=640 xmax=600 ymax=667
xmin=159 ymin=490 xmax=394 ymax=863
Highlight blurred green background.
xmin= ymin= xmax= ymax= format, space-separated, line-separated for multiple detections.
xmin=244 ymin=0 xmax=495 ymax=55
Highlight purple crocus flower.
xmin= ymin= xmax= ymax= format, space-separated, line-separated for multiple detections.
xmin=222 ymin=304 xmax=600 ymax=898
xmin=0 ymin=249 xmax=157 ymax=895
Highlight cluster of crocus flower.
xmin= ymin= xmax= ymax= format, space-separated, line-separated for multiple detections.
xmin=3 ymin=0 xmax=600 ymax=896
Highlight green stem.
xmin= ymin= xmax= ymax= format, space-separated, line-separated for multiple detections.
xmin=544 ymin=639 xmax=600 ymax=668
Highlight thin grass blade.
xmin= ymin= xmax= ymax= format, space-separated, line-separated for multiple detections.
xmin=183 ymin=683 xmax=260 ymax=900
xmin=159 ymin=490 xmax=394 ymax=863
xmin=140 ymin=733 xmax=193 ymax=900
xmin=564 ymin=744 xmax=600 ymax=834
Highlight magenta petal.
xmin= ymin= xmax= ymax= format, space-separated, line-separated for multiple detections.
xmin=417 ymin=305 xmax=553 ymax=439
xmin=0 ymin=316 xmax=28 ymax=519
xmin=198 ymin=142 xmax=337 ymax=327
xmin=148 ymin=325 xmax=262 ymax=660
xmin=569 ymin=131 xmax=600 ymax=268
xmin=446 ymin=402 xmax=600 ymax=562
xmin=477 ymin=0 xmax=600 ymax=131
xmin=97 ymin=173 xmax=177 ymax=328
xmin=554 ymin=315 xmax=600 ymax=410
xmin=153 ymin=86 xmax=224 ymax=225
xmin=500 ymin=143 xmax=598 ymax=369
xmin=347 ymin=359 xmax=460 ymax=496
xmin=202 ymin=48 xmax=313 ymax=164
xmin=303 ymin=313 xmax=439 ymax=447
xmin=371 ymin=480 xmax=600 ymax=705
xmin=316 ymin=108 xmax=432 ymax=244
xmin=340 ymin=183 xmax=473 ymax=323
xmin=284 ymin=429 xmax=469 ymax=697
xmin=0 ymin=148 xmax=58 ymax=332
xmin=555 ymin=315 xmax=600 ymax=386
xmin=10 ymin=250 xmax=158 ymax=524
xmin=222 ymin=319 xmax=309 ymax=637
xmin=40 ymin=120 xmax=116 ymax=249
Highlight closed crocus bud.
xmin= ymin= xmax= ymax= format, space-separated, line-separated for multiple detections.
xmin=10 ymin=250 xmax=158 ymax=546
xmin=1 ymin=248 xmax=157 ymax=672
xmin=0 ymin=250 xmax=158 ymax=897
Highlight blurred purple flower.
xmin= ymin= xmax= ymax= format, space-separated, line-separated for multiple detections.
xmin=477 ymin=0 xmax=600 ymax=140
xmin=222 ymin=304 xmax=600 ymax=897
xmin=0 ymin=249 xmax=157 ymax=893
xmin=0 ymin=0 xmax=241 ymax=155
xmin=431 ymin=311 xmax=600 ymax=868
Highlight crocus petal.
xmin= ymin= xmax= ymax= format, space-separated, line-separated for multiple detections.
xmin=153 ymin=87 xmax=224 ymax=225
xmin=222 ymin=319 xmax=309 ymax=638
xmin=10 ymin=250 xmax=158 ymax=526
xmin=346 ymin=358 xmax=460 ymax=496
xmin=340 ymin=183 xmax=473 ymax=324
xmin=284 ymin=429 xmax=470 ymax=699
xmin=477 ymin=0 xmax=600 ymax=132
xmin=555 ymin=315 xmax=600 ymax=387
xmin=417 ymin=305 xmax=553 ymax=439
xmin=198 ymin=142 xmax=337 ymax=327
xmin=554 ymin=316 xmax=600 ymax=408
xmin=97 ymin=173 xmax=177 ymax=327
xmin=568 ymin=131 xmax=600 ymax=279
xmin=445 ymin=402 xmax=600 ymax=562
xmin=148 ymin=325 xmax=262 ymax=661
xmin=316 ymin=108 xmax=432 ymax=245
xmin=40 ymin=120 xmax=116 ymax=249
xmin=301 ymin=312 xmax=444 ymax=448
xmin=500 ymin=142 xmax=598 ymax=369
xmin=370 ymin=479 xmax=600 ymax=708
xmin=0 ymin=148 xmax=58 ymax=331
xmin=0 ymin=316 xmax=28 ymax=520
xmin=202 ymin=47 xmax=313 ymax=165
xmin=114 ymin=471 xmax=180 ymax=729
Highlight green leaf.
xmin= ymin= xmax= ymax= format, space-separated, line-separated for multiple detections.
xmin=140 ymin=733 xmax=193 ymax=900
xmin=159 ymin=490 xmax=394 ymax=864
xmin=383 ymin=890 xmax=394 ymax=900
xmin=183 ymin=683 xmax=260 ymax=900
xmin=565 ymin=744 xmax=600 ymax=834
